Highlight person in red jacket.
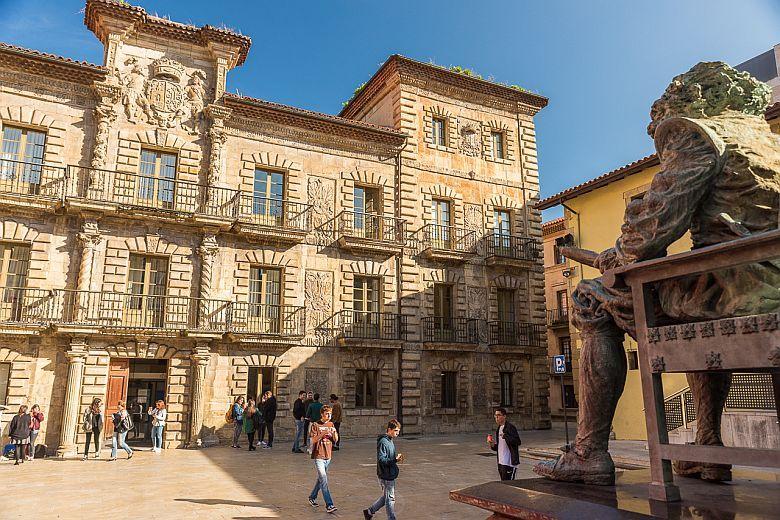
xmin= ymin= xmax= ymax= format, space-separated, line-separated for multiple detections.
xmin=27 ymin=404 xmax=44 ymax=460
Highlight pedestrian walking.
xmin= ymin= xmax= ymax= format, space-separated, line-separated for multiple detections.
xmin=487 ymin=407 xmax=521 ymax=480
xmin=147 ymin=400 xmax=167 ymax=453
xmin=307 ymin=405 xmax=338 ymax=514
xmin=305 ymin=393 xmax=323 ymax=449
xmin=8 ymin=405 xmax=31 ymax=466
xmin=363 ymin=419 xmax=404 ymax=520
xmin=82 ymin=397 xmax=104 ymax=460
xmin=109 ymin=400 xmax=134 ymax=461
xmin=292 ymin=390 xmax=306 ymax=453
xmin=27 ymin=404 xmax=44 ymax=460
xmin=302 ymin=391 xmax=313 ymax=450
xmin=244 ymin=399 xmax=257 ymax=451
xmin=230 ymin=396 xmax=245 ymax=448
xmin=329 ymin=394 xmax=342 ymax=450
xmin=261 ymin=390 xmax=277 ymax=448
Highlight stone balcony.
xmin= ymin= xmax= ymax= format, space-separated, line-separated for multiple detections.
xmin=334 ymin=310 xmax=407 ymax=347
xmin=0 ymin=159 xmax=67 ymax=212
xmin=418 ymin=224 xmax=478 ymax=263
xmin=336 ymin=211 xmax=405 ymax=256
xmin=484 ymin=234 xmax=541 ymax=268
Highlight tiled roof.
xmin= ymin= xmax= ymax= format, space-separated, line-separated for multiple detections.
xmin=0 ymin=41 xmax=107 ymax=84
xmin=340 ymin=54 xmax=548 ymax=119
xmin=542 ymin=217 xmax=567 ymax=236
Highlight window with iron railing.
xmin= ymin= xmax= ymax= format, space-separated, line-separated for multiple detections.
xmin=355 ymin=369 xmax=378 ymax=408
xmin=138 ymin=149 xmax=177 ymax=209
xmin=0 ymin=125 xmax=46 ymax=194
xmin=431 ymin=198 xmax=452 ymax=248
xmin=441 ymin=371 xmax=457 ymax=408
xmin=353 ymin=275 xmax=381 ymax=337
xmin=127 ymin=254 xmax=168 ymax=328
xmin=249 ymin=266 xmax=282 ymax=332
xmin=252 ymin=168 xmax=285 ymax=225
xmin=353 ymin=185 xmax=383 ymax=239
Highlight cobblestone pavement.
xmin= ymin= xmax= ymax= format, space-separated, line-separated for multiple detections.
xmin=0 ymin=425 xmax=625 ymax=519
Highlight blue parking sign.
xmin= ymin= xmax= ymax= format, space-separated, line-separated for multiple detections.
xmin=552 ymin=355 xmax=567 ymax=374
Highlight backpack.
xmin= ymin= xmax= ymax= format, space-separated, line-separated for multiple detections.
xmin=82 ymin=410 xmax=93 ymax=433
xmin=113 ymin=412 xmax=133 ymax=433
xmin=225 ymin=404 xmax=235 ymax=424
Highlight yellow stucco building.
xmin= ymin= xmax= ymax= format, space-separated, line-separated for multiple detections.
xmin=537 ymin=102 xmax=780 ymax=440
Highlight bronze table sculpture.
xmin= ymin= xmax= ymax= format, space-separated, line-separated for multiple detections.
xmin=534 ymin=62 xmax=780 ymax=486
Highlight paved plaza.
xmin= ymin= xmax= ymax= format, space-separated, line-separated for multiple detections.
xmin=1 ymin=427 xmax=588 ymax=519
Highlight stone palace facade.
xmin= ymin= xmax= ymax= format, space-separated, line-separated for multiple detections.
xmin=0 ymin=0 xmax=549 ymax=455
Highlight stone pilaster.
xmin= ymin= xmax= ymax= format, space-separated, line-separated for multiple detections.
xmin=57 ymin=338 xmax=88 ymax=457
xmin=205 ymin=104 xmax=232 ymax=187
xmin=197 ymin=233 xmax=219 ymax=327
xmin=188 ymin=344 xmax=211 ymax=447
xmin=400 ymin=343 xmax=423 ymax=435
xmin=90 ymin=83 xmax=121 ymax=170
xmin=77 ymin=220 xmax=102 ymax=292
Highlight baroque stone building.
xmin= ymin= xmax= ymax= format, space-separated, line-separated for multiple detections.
xmin=0 ymin=0 xmax=549 ymax=455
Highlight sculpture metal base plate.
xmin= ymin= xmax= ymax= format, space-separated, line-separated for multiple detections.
xmin=450 ymin=469 xmax=780 ymax=519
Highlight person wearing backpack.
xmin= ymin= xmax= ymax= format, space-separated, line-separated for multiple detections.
xmin=243 ymin=399 xmax=257 ymax=451
xmin=109 ymin=400 xmax=134 ymax=461
xmin=82 ymin=397 xmax=104 ymax=460
xmin=230 ymin=396 xmax=245 ymax=448
xmin=8 ymin=405 xmax=31 ymax=466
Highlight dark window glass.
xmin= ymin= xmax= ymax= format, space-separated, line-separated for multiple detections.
xmin=441 ymin=371 xmax=457 ymax=408
xmin=499 ymin=371 xmax=513 ymax=407
xmin=355 ymin=369 xmax=378 ymax=408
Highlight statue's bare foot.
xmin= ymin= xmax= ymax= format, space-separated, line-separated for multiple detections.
xmin=673 ymin=460 xmax=732 ymax=482
xmin=533 ymin=449 xmax=615 ymax=485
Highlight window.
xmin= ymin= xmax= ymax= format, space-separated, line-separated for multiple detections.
xmin=0 ymin=362 xmax=9 ymax=405
xmin=355 ymin=369 xmax=378 ymax=408
xmin=563 ymin=385 xmax=578 ymax=409
xmin=499 ymin=372 xmax=513 ymax=407
xmin=556 ymin=290 xmax=569 ymax=313
xmin=434 ymin=283 xmax=453 ymax=319
xmin=432 ymin=117 xmax=447 ymax=147
xmin=553 ymin=236 xmax=571 ymax=265
xmin=627 ymin=350 xmax=639 ymax=371
xmin=491 ymin=131 xmax=505 ymax=159
xmin=497 ymin=289 xmax=515 ymax=323
xmin=431 ymin=198 xmax=452 ymax=248
xmin=493 ymin=209 xmax=511 ymax=253
xmin=138 ymin=149 xmax=177 ymax=209
xmin=0 ymin=243 xmax=30 ymax=289
xmin=353 ymin=185 xmax=382 ymax=239
xmin=247 ymin=366 xmax=277 ymax=401
xmin=560 ymin=336 xmax=573 ymax=372
xmin=0 ymin=125 xmax=46 ymax=192
xmin=440 ymin=371 xmax=457 ymax=408
xmin=127 ymin=254 xmax=168 ymax=327
xmin=354 ymin=276 xmax=381 ymax=337
xmin=249 ymin=267 xmax=281 ymax=331
xmin=252 ymin=169 xmax=285 ymax=224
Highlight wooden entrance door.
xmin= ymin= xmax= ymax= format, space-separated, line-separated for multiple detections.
xmin=105 ymin=358 xmax=130 ymax=437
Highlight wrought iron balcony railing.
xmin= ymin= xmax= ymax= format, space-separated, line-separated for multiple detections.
xmin=228 ymin=302 xmax=305 ymax=336
xmin=336 ymin=310 xmax=407 ymax=340
xmin=337 ymin=211 xmax=405 ymax=245
xmin=488 ymin=321 xmax=546 ymax=347
xmin=197 ymin=185 xmax=241 ymax=219
xmin=547 ymin=308 xmax=570 ymax=327
xmin=67 ymin=166 xmax=199 ymax=214
xmin=420 ymin=224 xmax=477 ymax=253
xmin=485 ymin=234 xmax=541 ymax=262
xmin=0 ymin=159 xmax=66 ymax=200
xmin=0 ymin=287 xmax=58 ymax=324
xmin=235 ymin=195 xmax=312 ymax=232
xmin=421 ymin=316 xmax=479 ymax=344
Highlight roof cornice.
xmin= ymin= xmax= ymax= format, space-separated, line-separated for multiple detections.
xmin=0 ymin=41 xmax=107 ymax=85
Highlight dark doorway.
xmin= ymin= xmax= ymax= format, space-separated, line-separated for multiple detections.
xmin=246 ymin=366 xmax=277 ymax=401
xmin=125 ymin=359 xmax=167 ymax=446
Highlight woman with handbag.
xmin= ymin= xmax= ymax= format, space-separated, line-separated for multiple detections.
xmin=109 ymin=400 xmax=134 ymax=461
xmin=8 ymin=405 xmax=31 ymax=466
xmin=82 ymin=397 xmax=104 ymax=460
xmin=147 ymin=400 xmax=167 ymax=453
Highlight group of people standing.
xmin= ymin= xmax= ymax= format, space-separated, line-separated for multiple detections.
xmin=230 ymin=390 xmax=278 ymax=450
xmin=80 ymin=397 xmax=167 ymax=461
xmin=292 ymin=391 xmax=342 ymax=454
xmin=5 ymin=404 xmax=44 ymax=465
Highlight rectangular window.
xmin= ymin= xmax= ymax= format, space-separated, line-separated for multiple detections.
xmin=354 ymin=276 xmax=381 ymax=337
xmin=627 ymin=350 xmax=639 ymax=371
xmin=0 ymin=362 xmax=9 ymax=405
xmin=560 ymin=336 xmax=573 ymax=372
xmin=433 ymin=283 xmax=453 ymax=319
xmin=355 ymin=369 xmax=378 ymax=408
xmin=247 ymin=366 xmax=277 ymax=401
xmin=493 ymin=209 xmax=511 ymax=253
xmin=432 ymin=117 xmax=446 ymax=147
xmin=0 ymin=125 xmax=46 ymax=192
xmin=249 ymin=267 xmax=281 ymax=331
xmin=441 ymin=371 xmax=457 ymax=408
xmin=127 ymin=254 xmax=168 ymax=327
xmin=138 ymin=149 xmax=177 ymax=209
xmin=0 ymin=242 xmax=30 ymax=289
xmin=553 ymin=236 xmax=569 ymax=265
xmin=497 ymin=289 xmax=515 ymax=323
xmin=252 ymin=169 xmax=285 ymax=223
xmin=556 ymin=290 xmax=569 ymax=312
xmin=491 ymin=131 xmax=505 ymax=159
xmin=499 ymin=371 xmax=513 ymax=407
xmin=353 ymin=185 xmax=382 ymax=239
xmin=431 ymin=198 xmax=451 ymax=248
xmin=563 ymin=384 xmax=577 ymax=408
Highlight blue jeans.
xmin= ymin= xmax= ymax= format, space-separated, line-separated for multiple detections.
xmin=368 ymin=478 xmax=396 ymax=520
xmin=152 ymin=425 xmax=164 ymax=449
xmin=111 ymin=431 xmax=133 ymax=458
xmin=309 ymin=458 xmax=334 ymax=507
xmin=292 ymin=419 xmax=305 ymax=451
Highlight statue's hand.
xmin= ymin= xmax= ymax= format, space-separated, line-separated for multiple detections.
xmin=594 ymin=248 xmax=620 ymax=273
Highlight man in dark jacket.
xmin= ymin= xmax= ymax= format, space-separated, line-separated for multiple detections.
xmin=292 ymin=391 xmax=307 ymax=453
xmin=261 ymin=391 xmax=277 ymax=448
xmin=487 ymin=407 xmax=521 ymax=480
xmin=363 ymin=419 xmax=403 ymax=520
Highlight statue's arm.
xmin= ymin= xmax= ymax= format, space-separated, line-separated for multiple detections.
xmin=614 ymin=120 xmax=723 ymax=265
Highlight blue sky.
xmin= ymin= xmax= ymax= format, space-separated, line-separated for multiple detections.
xmin=1 ymin=0 xmax=778 ymax=220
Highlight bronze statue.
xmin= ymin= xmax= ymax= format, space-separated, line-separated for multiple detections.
xmin=534 ymin=62 xmax=780 ymax=485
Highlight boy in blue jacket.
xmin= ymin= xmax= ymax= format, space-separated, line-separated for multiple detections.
xmin=364 ymin=419 xmax=403 ymax=520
